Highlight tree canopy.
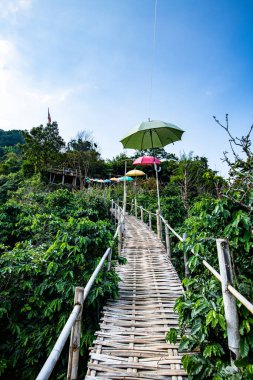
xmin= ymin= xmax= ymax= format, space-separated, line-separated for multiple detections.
xmin=21 ymin=122 xmax=65 ymax=172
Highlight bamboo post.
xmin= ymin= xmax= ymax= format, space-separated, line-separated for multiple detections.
xmin=149 ymin=212 xmax=152 ymax=230
xmin=118 ymin=221 xmax=122 ymax=253
xmin=216 ymin=239 xmax=240 ymax=361
xmin=118 ymin=204 xmax=120 ymax=221
xmin=131 ymin=199 xmax=134 ymax=214
xmin=165 ymin=220 xmax=171 ymax=258
xmin=183 ymin=233 xmax=190 ymax=278
xmin=121 ymin=208 xmax=125 ymax=237
xmin=62 ymin=168 xmax=65 ymax=185
xmin=160 ymin=216 xmax=164 ymax=242
xmin=114 ymin=203 xmax=117 ymax=227
xmin=107 ymin=248 xmax=112 ymax=271
xmin=67 ymin=287 xmax=84 ymax=380
xmin=135 ymin=198 xmax=137 ymax=218
xmin=140 ymin=206 xmax=144 ymax=222
xmin=156 ymin=210 xmax=161 ymax=240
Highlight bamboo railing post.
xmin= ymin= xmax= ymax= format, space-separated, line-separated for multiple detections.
xmin=107 ymin=248 xmax=112 ymax=271
xmin=183 ymin=233 xmax=190 ymax=278
xmin=62 ymin=168 xmax=65 ymax=185
xmin=116 ymin=204 xmax=119 ymax=221
xmin=165 ymin=220 xmax=171 ymax=258
xmin=149 ymin=211 xmax=152 ymax=230
xmin=114 ymin=204 xmax=117 ymax=225
xmin=140 ymin=206 xmax=144 ymax=222
xmin=135 ymin=198 xmax=137 ymax=218
xmin=111 ymin=199 xmax=114 ymax=221
xmin=118 ymin=221 xmax=122 ymax=253
xmin=160 ymin=216 xmax=164 ymax=242
xmin=216 ymin=239 xmax=240 ymax=361
xmin=131 ymin=199 xmax=134 ymax=214
xmin=67 ymin=287 xmax=84 ymax=380
xmin=121 ymin=209 xmax=125 ymax=237
xmin=156 ymin=210 xmax=161 ymax=240
xmin=114 ymin=203 xmax=117 ymax=227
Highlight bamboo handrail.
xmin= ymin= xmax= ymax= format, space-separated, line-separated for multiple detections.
xmin=36 ymin=305 xmax=81 ymax=380
xmin=160 ymin=215 xmax=184 ymax=242
xmin=131 ymin=200 xmax=253 ymax=315
xmin=36 ymin=201 xmax=124 ymax=380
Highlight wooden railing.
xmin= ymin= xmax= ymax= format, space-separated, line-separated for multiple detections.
xmin=48 ymin=167 xmax=82 ymax=177
xmin=125 ymin=198 xmax=253 ymax=361
xmin=36 ymin=202 xmax=124 ymax=380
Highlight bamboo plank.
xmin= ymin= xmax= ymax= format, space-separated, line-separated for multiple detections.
xmin=85 ymin=214 xmax=191 ymax=379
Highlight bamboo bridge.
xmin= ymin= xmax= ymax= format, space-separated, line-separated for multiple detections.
xmin=36 ymin=200 xmax=253 ymax=380
xmin=85 ymin=213 xmax=187 ymax=379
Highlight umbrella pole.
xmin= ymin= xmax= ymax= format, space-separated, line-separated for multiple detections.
xmin=149 ymin=130 xmax=161 ymax=215
xmin=154 ymin=162 xmax=161 ymax=213
xmin=123 ymin=160 xmax=127 ymax=218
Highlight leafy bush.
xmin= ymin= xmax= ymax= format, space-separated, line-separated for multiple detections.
xmin=167 ymin=196 xmax=253 ymax=378
xmin=0 ymin=187 xmax=119 ymax=379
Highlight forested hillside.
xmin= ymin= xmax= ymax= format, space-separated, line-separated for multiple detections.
xmin=0 ymin=119 xmax=252 ymax=379
xmin=0 ymin=129 xmax=24 ymax=158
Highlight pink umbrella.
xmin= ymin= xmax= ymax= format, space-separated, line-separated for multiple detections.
xmin=133 ymin=156 xmax=162 ymax=211
xmin=133 ymin=156 xmax=161 ymax=166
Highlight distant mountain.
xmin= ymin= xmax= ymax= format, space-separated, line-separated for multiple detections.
xmin=0 ymin=129 xmax=24 ymax=147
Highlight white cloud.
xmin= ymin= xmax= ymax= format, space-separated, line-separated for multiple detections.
xmin=0 ymin=39 xmax=90 ymax=134
xmin=0 ymin=0 xmax=31 ymax=19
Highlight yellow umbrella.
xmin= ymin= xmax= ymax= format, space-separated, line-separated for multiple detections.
xmin=110 ymin=177 xmax=119 ymax=182
xmin=126 ymin=169 xmax=146 ymax=177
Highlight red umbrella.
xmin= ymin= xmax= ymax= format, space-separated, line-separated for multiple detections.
xmin=133 ymin=156 xmax=161 ymax=166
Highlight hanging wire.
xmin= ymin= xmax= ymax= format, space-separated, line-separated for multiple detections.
xmin=148 ymin=0 xmax=158 ymax=121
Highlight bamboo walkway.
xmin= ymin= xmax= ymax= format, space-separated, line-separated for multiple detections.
xmin=85 ymin=214 xmax=188 ymax=380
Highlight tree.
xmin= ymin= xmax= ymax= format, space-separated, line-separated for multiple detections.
xmin=22 ymin=122 xmax=65 ymax=173
xmin=169 ymin=153 xmax=222 ymax=212
xmin=213 ymin=115 xmax=253 ymax=213
xmin=106 ymin=153 xmax=130 ymax=177
xmin=0 ymin=129 xmax=24 ymax=148
xmin=0 ymin=152 xmax=22 ymax=175
xmin=66 ymin=131 xmax=104 ymax=183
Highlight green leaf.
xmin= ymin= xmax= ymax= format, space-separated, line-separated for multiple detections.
xmin=178 ymin=336 xmax=190 ymax=352
xmin=218 ymin=314 xmax=226 ymax=330
xmin=46 ymin=261 xmax=54 ymax=274
xmin=166 ymin=328 xmax=178 ymax=344
xmin=188 ymin=255 xmax=199 ymax=271
xmin=203 ymin=343 xmax=224 ymax=358
xmin=246 ymin=364 xmax=253 ymax=374
xmin=240 ymin=336 xmax=249 ymax=358
xmin=206 ymin=309 xmax=218 ymax=328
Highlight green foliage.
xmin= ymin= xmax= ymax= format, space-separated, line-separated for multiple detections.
xmin=65 ymin=131 xmax=107 ymax=179
xmin=21 ymin=122 xmax=65 ymax=173
xmin=168 ymin=193 xmax=253 ymax=377
xmin=0 ymin=129 xmax=24 ymax=151
xmin=0 ymin=185 xmax=119 ymax=379
xmin=0 ymin=152 xmax=22 ymax=175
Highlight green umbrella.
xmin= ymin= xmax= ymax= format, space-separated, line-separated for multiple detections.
xmin=118 ymin=176 xmax=134 ymax=182
xmin=120 ymin=119 xmax=184 ymax=213
xmin=120 ymin=120 xmax=184 ymax=150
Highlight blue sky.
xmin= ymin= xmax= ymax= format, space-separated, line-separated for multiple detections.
xmin=0 ymin=0 xmax=252 ymax=175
